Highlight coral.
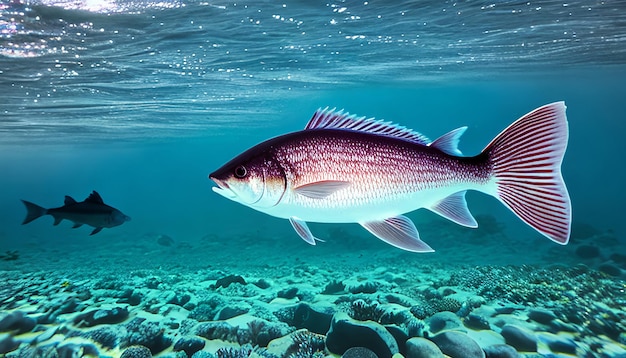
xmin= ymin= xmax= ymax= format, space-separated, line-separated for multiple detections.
xmin=215 ymin=344 xmax=278 ymax=358
xmin=349 ymin=299 xmax=385 ymax=322
xmin=410 ymin=303 xmax=436 ymax=320
xmin=434 ymin=297 xmax=462 ymax=313
xmin=86 ymin=326 xmax=120 ymax=348
xmin=285 ymin=330 xmax=327 ymax=358
xmin=122 ymin=317 xmax=172 ymax=354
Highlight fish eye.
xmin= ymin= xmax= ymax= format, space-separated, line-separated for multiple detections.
xmin=234 ymin=165 xmax=247 ymax=178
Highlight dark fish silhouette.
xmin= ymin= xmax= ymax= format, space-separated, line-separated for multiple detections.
xmin=21 ymin=191 xmax=131 ymax=235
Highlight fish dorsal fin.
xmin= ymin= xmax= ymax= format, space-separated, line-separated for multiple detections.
xmin=85 ymin=191 xmax=104 ymax=204
xmin=429 ymin=127 xmax=467 ymax=156
xmin=64 ymin=196 xmax=77 ymax=205
xmin=305 ymin=107 xmax=431 ymax=145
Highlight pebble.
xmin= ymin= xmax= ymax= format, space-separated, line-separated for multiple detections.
xmin=0 ymin=311 xmax=36 ymax=334
xmin=293 ymin=303 xmax=333 ymax=335
xmin=500 ymin=324 xmax=537 ymax=352
xmin=73 ymin=307 xmax=129 ymax=327
xmin=483 ymin=344 xmax=521 ymax=358
xmin=0 ymin=334 xmax=19 ymax=354
xmin=430 ymin=331 xmax=485 ymax=358
xmin=342 ymin=347 xmax=379 ymax=358
xmin=528 ymin=309 xmax=557 ymax=325
xmin=173 ymin=336 xmax=205 ymax=356
xmin=574 ymin=245 xmax=601 ymax=259
xmin=214 ymin=274 xmax=246 ymax=288
xmin=405 ymin=337 xmax=444 ymax=358
xmin=464 ymin=314 xmax=491 ymax=330
xmin=427 ymin=311 xmax=463 ymax=333
xmin=326 ymin=312 xmax=399 ymax=357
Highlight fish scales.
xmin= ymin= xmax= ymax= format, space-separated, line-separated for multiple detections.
xmin=210 ymin=103 xmax=571 ymax=252
xmin=273 ymin=130 xmax=491 ymax=211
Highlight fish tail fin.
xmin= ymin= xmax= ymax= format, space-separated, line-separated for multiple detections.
xmin=483 ymin=102 xmax=571 ymax=244
xmin=21 ymin=200 xmax=48 ymax=225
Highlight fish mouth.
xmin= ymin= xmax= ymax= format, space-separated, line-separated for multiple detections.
xmin=209 ymin=175 xmax=237 ymax=199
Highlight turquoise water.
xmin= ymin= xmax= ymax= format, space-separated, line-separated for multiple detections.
xmin=1 ymin=1 xmax=626 ymax=357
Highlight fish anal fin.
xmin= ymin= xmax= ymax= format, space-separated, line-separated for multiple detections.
xmin=90 ymin=227 xmax=103 ymax=235
xmin=64 ymin=196 xmax=77 ymax=205
xmin=429 ymin=191 xmax=478 ymax=228
xmin=289 ymin=217 xmax=324 ymax=245
xmin=305 ymin=107 xmax=431 ymax=145
xmin=72 ymin=223 xmax=83 ymax=229
xmin=86 ymin=191 xmax=104 ymax=204
xmin=294 ymin=180 xmax=350 ymax=199
xmin=429 ymin=127 xmax=467 ymax=156
xmin=53 ymin=216 xmax=63 ymax=226
xmin=360 ymin=216 xmax=434 ymax=253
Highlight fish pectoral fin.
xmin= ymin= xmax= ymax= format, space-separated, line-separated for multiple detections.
xmin=71 ymin=223 xmax=83 ymax=229
xmin=428 ymin=191 xmax=478 ymax=228
xmin=90 ymin=227 xmax=103 ymax=235
xmin=289 ymin=217 xmax=324 ymax=245
xmin=360 ymin=216 xmax=434 ymax=253
xmin=293 ymin=180 xmax=350 ymax=199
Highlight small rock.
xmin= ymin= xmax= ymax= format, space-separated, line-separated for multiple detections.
xmin=0 ymin=334 xmax=19 ymax=354
xmin=528 ymin=309 xmax=557 ymax=325
xmin=544 ymin=335 xmax=578 ymax=354
xmin=430 ymin=331 xmax=485 ymax=358
xmin=254 ymin=279 xmax=271 ymax=289
xmin=277 ymin=287 xmax=299 ymax=299
xmin=574 ymin=245 xmax=600 ymax=259
xmin=500 ymin=324 xmax=537 ymax=352
xmin=156 ymin=234 xmax=175 ymax=247
xmin=483 ymin=344 xmax=521 ymax=358
xmin=120 ymin=345 xmax=152 ymax=358
xmin=0 ymin=311 xmax=36 ymax=334
xmin=342 ymin=347 xmax=378 ymax=358
xmin=427 ymin=311 xmax=463 ymax=334
xmin=214 ymin=305 xmax=249 ymax=320
xmin=293 ymin=303 xmax=334 ymax=335
xmin=73 ymin=307 xmax=129 ymax=327
xmin=464 ymin=314 xmax=490 ymax=330
xmin=326 ymin=312 xmax=399 ymax=357
xmin=214 ymin=275 xmax=246 ymax=288
xmin=598 ymin=263 xmax=622 ymax=277
xmin=174 ymin=337 xmax=205 ymax=356
xmin=405 ymin=337 xmax=444 ymax=358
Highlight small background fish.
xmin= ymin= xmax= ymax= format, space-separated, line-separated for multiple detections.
xmin=21 ymin=191 xmax=131 ymax=235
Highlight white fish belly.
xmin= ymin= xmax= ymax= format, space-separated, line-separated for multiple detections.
xmin=261 ymin=181 xmax=488 ymax=223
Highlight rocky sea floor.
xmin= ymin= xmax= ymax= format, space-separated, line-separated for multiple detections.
xmin=1 ymin=217 xmax=625 ymax=358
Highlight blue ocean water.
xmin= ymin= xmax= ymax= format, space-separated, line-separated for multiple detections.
xmin=1 ymin=0 xmax=625 ymax=251
xmin=1 ymin=1 xmax=626 ymax=357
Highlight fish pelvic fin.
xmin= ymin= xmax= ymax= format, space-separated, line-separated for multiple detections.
xmin=21 ymin=200 xmax=48 ymax=225
xmin=484 ymin=101 xmax=571 ymax=244
xmin=428 ymin=191 xmax=478 ymax=228
xmin=360 ymin=216 xmax=434 ymax=253
xmin=90 ymin=227 xmax=103 ymax=235
xmin=289 ymin=217 xmax=324 ymax=245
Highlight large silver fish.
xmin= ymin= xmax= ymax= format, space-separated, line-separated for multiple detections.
xmin=210 ymin=102 xmax=570 ymax=252
xmin=21 ymin=191 xmax=131 ymax=235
